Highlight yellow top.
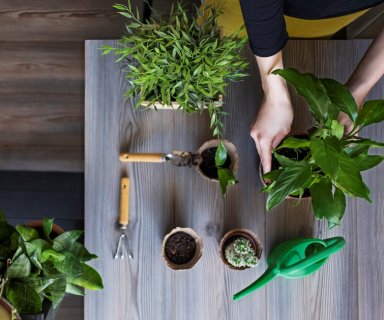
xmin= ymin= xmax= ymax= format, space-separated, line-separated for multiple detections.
xmin=203 ymin=0 xmax=369 ymax=39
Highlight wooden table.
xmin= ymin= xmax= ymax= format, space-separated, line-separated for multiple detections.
xmin=85 ymin=40 xmax=384 ymax=320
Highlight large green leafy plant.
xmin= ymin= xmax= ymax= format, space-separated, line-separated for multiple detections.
xmin=102 ymin=1 xmax=249 ymax=194
xmin=263 ymin=68 xmax=384 ymax=228
xmin=0 ymin=212 xmax=103 ymax=314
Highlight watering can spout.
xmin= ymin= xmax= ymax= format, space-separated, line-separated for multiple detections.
xmin=233 ymin=267 xmax=279 ymax=301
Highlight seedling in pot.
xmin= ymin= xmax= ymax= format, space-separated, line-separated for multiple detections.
xmin=263 ymin=68 xmax=384 ymax=228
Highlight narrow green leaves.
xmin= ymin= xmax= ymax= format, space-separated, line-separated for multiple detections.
xmin=217 ymin=168 xmax=236 ymax=195
xmin=215 ymin=141 xmax=227 ymax=166
xmin=310 ymin=136 xmax=341 ymax=179
xmin=272 ymin=68 xmax=331 ymax=123
xmin=266 ymin=161 xmax=312 ymax=210
xmin=353 ymin=154 xmax=384 ymax=171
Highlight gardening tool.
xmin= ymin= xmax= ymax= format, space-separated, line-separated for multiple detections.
xmin=233 ymin=236 xmax=345 ymax=301
xmin=119 ymin=151 xmax=202 ymax=167
xmin=114 ymin=177 xmax=133 ymax=260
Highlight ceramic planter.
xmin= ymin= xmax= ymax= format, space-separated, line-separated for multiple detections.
xmin=196 ymin=139 xmax=238 ymax=181
xmin=220 ymin=229 xmax=263 ymax=270
xmin=162 ymin=227 xmax=203 ymax=270
xmin=0 ymin=298 xmax=21 ymax=320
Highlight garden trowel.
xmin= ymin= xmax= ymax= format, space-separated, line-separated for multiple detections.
xmin=119 ymin=151 xmax=202 ymax=167
xmin=233 ymin=236 xmax=346 ymax=301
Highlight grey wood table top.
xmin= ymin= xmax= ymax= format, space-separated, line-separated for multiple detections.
xmin=85 ymin=40 xmax=384 ymax=320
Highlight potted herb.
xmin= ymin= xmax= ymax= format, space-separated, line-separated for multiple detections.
xmin=0 ymin=211 xmax=103 ymax=318
xmin=220 ymin=229 xmax=262 ymax=270
xmin=162 ymin=227 xmax=202 ymax=270
xmin=196 ymin=139 xmax=238 ymax=193
xmin=102 ymin=0 xmax=248 ymax=194
xmin=263 ymin=68 xmax=384 ymax=228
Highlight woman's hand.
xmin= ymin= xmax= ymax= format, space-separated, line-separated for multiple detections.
xmin=251 ymin=92 xmax=293 ymax=173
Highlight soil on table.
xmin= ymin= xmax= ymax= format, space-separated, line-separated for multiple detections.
xmin=199 ymin=147 xmax=231 ymax=179
xmin=165 ymin=232 xmax=197 ymax=265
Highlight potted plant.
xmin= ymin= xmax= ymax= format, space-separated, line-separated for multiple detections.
xmin=262 ymin=68 xmax=384 ymax=228
xmin=0 ymin=211 xmax=103 ymax=319
xmin=102 ymin=0 xmax=248 ymax=194
xmin=220 ymin=229 xmax=262 ymax=270
xmin=0 ymin=297 xmax=20 ymax=320
xmin=162 ymin=227 xmax=202 ymax=270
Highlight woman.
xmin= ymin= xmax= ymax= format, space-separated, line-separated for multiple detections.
xmin=238 ymin=0 xmax=384 ymax=173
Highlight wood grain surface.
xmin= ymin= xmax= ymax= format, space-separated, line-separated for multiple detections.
xmin=85 ymin=40 xmax=384 ymax=320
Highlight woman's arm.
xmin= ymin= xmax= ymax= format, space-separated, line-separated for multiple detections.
xmin=339 ymin=25 xmax=384 ymax=132
xmin=250 ymin=51 xmax=293 ymax=173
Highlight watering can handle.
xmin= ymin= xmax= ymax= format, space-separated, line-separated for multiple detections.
xmin=280 ymin=237 xmax=345 ymax=276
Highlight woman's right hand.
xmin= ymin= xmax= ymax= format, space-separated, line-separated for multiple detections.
xmin=251 ymin=90 xmax=293 ymax=173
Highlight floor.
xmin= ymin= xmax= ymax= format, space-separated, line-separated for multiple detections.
xmin=0 ymin=0 xmax=383 ymax=319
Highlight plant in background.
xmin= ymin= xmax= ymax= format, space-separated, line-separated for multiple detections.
xmin=0 ymin=211 xmax=103 ymax=315
xmin=224 ymin=237 xmax=259 ymax=268
xmin=102 ymin=0 xmax=249 ymax=194
xmin=263 ymin=68 xmax=384 ymax=228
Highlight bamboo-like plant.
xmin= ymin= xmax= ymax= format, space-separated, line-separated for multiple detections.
xmin=0 ymin=211 xmax=103 ymax=315
xmin=263 ymin=68 xmax=384 ymax=228
xmin=102 ymin=1 xmax=249 ymax=194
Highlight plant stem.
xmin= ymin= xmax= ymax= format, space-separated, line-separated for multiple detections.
xmin=0 ymin=277 xmax=8 ymax=298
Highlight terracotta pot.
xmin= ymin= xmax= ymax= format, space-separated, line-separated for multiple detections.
xmin=0 ymin=298 xmax=21 ymax=320
xmin=162 ymin=227 xmax=203 ymax=270
xmin=220 ymin=229 xmax=263 ymax=270
xmin=196 ymin=139 xmax=238 ymax=181
xmin=24 ymin=220 xmax=64 ymax=236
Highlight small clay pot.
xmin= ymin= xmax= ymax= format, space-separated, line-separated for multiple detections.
xmin=162 ymin=227 xmax=203 ymax=270
xmin=0 ymin=298 xmax=21 ymax=320
xmin=220 ymin=229 xmax=263 ymax=270
xmin=24 ymin=220 xmax=64 ymax=236
xmin=196 ymin=139 xmax=238 ymax=181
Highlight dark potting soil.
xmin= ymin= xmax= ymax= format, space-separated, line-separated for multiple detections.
xmin=165 ymin=232 xmax=197 ymax=265
xmin=199 ymin=147 xmax=231 ymax=179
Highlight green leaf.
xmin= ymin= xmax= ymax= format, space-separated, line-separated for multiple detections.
xmin=217 ymin=168 xmax=236 ymax=195
xmin=42 ymin=218 xmax=54 ymax=240
xmin=266 ymin=161 xmax=312 ymax=210
xmin=330 ymin=120 xmax=344 ymax=139
xmin=310 ymin=136 xmax=341 ymax=179
xmin=7 ymin=253 xmax=31 ymax=279
xmin=41 ymin=250 xmax=65 ymax=263
xmin=353 ymin=154 xmax=384 ymax=171
xmin=6 ymin=281 xmax=42 ymax=313
xmin=273 ymin=152 xmax=296 ymax=167
xmin=344 ymin=143 xmax=370 ymax=158
xmin=67 ymin=264 xmax=104 ymax=290
xmin=43 ymin=275 xmax=67 ymax=309
xmin=357 ymin=100 xmax=384 ymax=128
xmin=16 ymin=225 xmax=39 ymax=242
xmin=262 ymin=169 xmax=283 ymax=182
xmin=320 ymin=78 xmax=358 ymax=122
xmin=0 ymin=209 xmax=6 ymax=223
xmin=215 ymin=142 xmax=227 ymax=167
xmin=54 ymin=253 xmax=83 ymax=277
xmin=52 ymin=230 xmax=83 ymax=251
xmin=21 ymin=277 xmax=55 ymax=293
xmin=66 ymin=283 xmax=85 ymax=296
xmin=336 ymin=153 xmax=371 ymax=202
xmin=276 ymin=136 xmax=310 ymax=150
xmin=272 ymin=68 xmax=330 ymax=123
xmin=310 ymin=179 xmax=346 ymax=226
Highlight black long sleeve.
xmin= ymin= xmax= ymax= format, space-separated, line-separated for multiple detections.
xmin=240 ymin=0 xmax=384 ymax=57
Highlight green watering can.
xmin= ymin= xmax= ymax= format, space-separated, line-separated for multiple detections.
xmin=233 ymin=236 xmax=345 ymax=301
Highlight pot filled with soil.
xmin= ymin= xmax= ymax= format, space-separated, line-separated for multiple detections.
xmin=220 ymin=229 xmax=262 ymax=270
xmin=260 ymin=134 xmax=311 ymax=199
xmin=196 ymin=139 xmax=238 ymax=181
xmin=162 ymin=227 xmax=203 ymax=270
